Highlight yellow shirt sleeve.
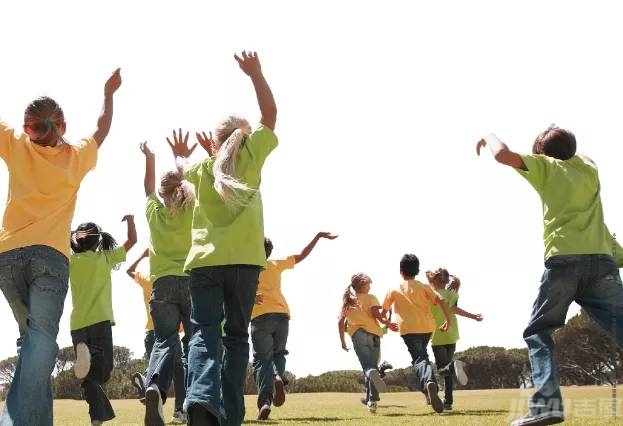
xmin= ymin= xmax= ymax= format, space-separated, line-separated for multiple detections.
xmin=276 ymin=256 xmax=296 ymax=272
xmin=0 ymin=121 xmax=19 ymax=162
xmin=382 ymin=291 xmax=394 ymax=310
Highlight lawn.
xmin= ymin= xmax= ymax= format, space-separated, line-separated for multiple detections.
xmin=2 ymin=386 xmax=620 ymax=425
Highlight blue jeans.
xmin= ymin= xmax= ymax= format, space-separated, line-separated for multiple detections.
xmin=351 ymin=329 xmax=382 ymax=403
xmin=524 ymin=254 xmax=623 ymax=413
xmin=0 ymin=245 xmax=68 ymax=426
xmin=432 ymin=343 xmax=456 ymax=404
xmin=71 ymin=321 xmax=115 ymax=422
xmin=251 ymin=313 xmax=289 ymax=408
xmin=146 ymin=275 xmax=192 ymax=405
xmin=401 ymin=333 xmax=436 ymax=393
xmin=186 ymin=265 xmax=260 ymax=426
xmin=144 ymin=329 xmax=187 ymax=411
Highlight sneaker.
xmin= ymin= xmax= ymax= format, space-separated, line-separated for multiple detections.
xmin=131 ymin=372 xmax=146 ymax=397
xmin=425 ymin=392 xmax=431 ymax=405
xmin=443 ymin=401 xmax=453 ymax=411
xmin=378 ymin=360 xmax=394 ymax=378
xmin=273 ymin=375 xmax=286 ymax=407
xmin=510 ymin=410 xmax=564 ymax=426
xmin=367 ymin=401 xmax=377 ymax=413
xmin=360 ymin=397 xmax=368 ymax=406
xmin=454 ymin=359 xmax=468 ymax=386
xmin=171 ymin=409 xmax=187 ymax=424
xmin=144 ymin=384 xmax=165 ymax=426
xmin=368 ymin=369 xmax=387 ymax=392
xmin=426 ymin=381 xmax=444 ymax=413
xmin=74 ymin=342 xmax=91 ymax=379
xmin=257 ymin=404 xmax=271 ymax=421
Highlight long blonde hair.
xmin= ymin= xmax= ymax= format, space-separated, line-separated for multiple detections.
xmin=212 ymin=115 xmax=255 ymax=206
xmin=158 ymin=170 xmax=196 ymax=214
xmin=340 ymin=273 xmax=371 ymax=317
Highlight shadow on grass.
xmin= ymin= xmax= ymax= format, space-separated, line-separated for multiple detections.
xmin=277 ymin=417 xmax=352 ymax=422
xmin=383 ymin=408 xmax=508 ymax=418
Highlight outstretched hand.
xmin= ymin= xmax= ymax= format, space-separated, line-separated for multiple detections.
xmin=196 ymin=131 xmax=218 ymax=157
xmin=121 ymin=214 xmax=134 ymax=223
xmin=104 ymin=68 xmax=122 ymax=97
xmin=140 ymin=141 xmax=154 ymax=158
xmin=317 ymin=232 xmax=338 ymax=240
xmin=476 ymin=139 xmax=487 ymax=156
xmin=167 ymin=128 xmax=197 ymax=158
xmin=234 ymin=51 xmax=262 ymax=77
xmin=474 ymin=314 xmax=484 ymax=322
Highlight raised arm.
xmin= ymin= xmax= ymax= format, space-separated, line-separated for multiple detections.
xmin=476 ymin=133 xmax=526 ymax=169
xmin=235 ymin=51 xmax=277 ymax=130
xmin=126 ymin=248 xmax=149 ymax=279
xmin=92 ymin=68 xmax=122 ymax=147
xmin=121 ymin=215 xmax=137 ymax=252
xmin=452 ymin=306 xmax=483 ymax=321
xmin=293 ymin=232 xmax=338 ymax=264
xmin=167 ymin=128 xmax=197 ymax=174
xmin=140 ymin=142 xmax=156 ymax=196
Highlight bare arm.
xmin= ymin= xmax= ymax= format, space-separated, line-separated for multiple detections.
xmin=371 ymin=306 xmax=399 ymax=331
xmin=126 ymin=248 xmax=149 ymax=279
xmin=140 ymin=142 xmax=156 ymax=196
xmin=452 ymin=306 xmax=483 ymax=321
xmin=235 ymin=51 xmax=277 ymax=130
xmin=121 ymin=215 xmax=137 ymax=252
xmin=92 ymin=68 xmax=122 ymax=147
xmin=435 ymin=295 xmax=452 ymax=332
xmin=338 ymin=315 xmax=349 ymax=352
xmin=293 ymin=232 xmax=338 ymax=264
xmin=476 ymin=134 xmax=526 ymax=169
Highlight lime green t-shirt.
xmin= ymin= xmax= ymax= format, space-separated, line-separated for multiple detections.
xmin=184 ymin=125 xmax=278 ymax=270
xmin=517 ymin=155 xmax=614 ymax=261
xmin=431 ymin=288 xmax=459 ymax=346
xmin=146 ymin=194 xmax=193 ymax=282
xmin=69 ymin=246 xmax=126 ymax=330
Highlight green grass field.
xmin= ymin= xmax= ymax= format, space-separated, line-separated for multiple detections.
xmin=2 ymin=386 xmax=620 ymax=425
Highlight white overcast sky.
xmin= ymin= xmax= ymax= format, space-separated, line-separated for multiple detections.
xmin=1 ymin=0 xmax=623 ymax=376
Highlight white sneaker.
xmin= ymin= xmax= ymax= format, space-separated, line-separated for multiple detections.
xmin=144 ymin=384 xmax=165 ymax=426
xmin=74 ymin=342 xmax=91 ymax=379
xmin=368 ymin=369 xmax=387 ymax=392
xmin=454 ymin=359 xmax=468 ymax=386
xmin=367 ymin=400 xmax=377 ymax=413
xmin=171 ymin=409 xmax=187 ymax=424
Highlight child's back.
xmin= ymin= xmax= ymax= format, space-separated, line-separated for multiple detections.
xmin=387 ymin=279 xmax=437 ymax=334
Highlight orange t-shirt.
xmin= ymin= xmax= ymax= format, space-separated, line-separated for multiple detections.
xmin=382 ymin=279 xmax=440 ymax=335
xmin=0 ymin=122 xmax=97 ymax=258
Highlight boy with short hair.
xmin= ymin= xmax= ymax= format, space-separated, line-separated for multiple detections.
xmin=477 ymin=126 xmax=623 ymax=426
xmin=381 ymin=253 xmax=451 ymax=414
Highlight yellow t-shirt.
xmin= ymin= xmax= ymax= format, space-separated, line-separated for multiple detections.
xmin=0 ymin=122 xmax=97 ymax=258
xmin=345 ymin=293 xmax=383 ymax=337
xmin=252 ymin=256 xmax=295 ymax=319
xmin=134 ymin=271 xmax=154 ymax=331
xmin=382 ymin=279 xmax=439 ymax=335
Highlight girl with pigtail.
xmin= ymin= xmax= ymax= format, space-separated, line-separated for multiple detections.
xmin=0 ymin=69 xmax=121 ymax=425
xmin=139 ymin=140 xmax=195 ymax=426
xmin=338 ymin=273 xmax=398 ymax=414
xmin=167 ymin=51 xmax=278 ymax=426
xmin=69 ymin=216 xmax=137 ymax=425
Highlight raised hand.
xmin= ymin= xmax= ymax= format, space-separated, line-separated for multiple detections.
xmin=234 ymin=51 xmax=262 ymax=77
xmin=104 ymin=68 xmax=122 ymax=97
xmin=140 ymin=141 xmax=155 ymax=158
xmin=476 ymin=138 xmax=487 ymax=156
xmin=166 ymin=128 xmax=197 ymax=158
xmin=196 ymin=131 xmax=218 ymax=157
xmin=121 ymin=214 xmax=135 ymax=223
xmin=318 ymin=232 xmax=338 ymax=240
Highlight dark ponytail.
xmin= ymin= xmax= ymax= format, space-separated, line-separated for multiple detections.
xmin=71 ymin=222 xmax=119 ymax=253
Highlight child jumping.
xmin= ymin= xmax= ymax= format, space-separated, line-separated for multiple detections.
xmin=252 ymin=232 xmax=337 ymax=420
xmin=126 ymin=249 xmax=188 ymax=424
xmin=139 ymin=140 xmax=195 ymax=426
xmin=381 ymin=254 xmax=451 ymax=414
xmin=168 ymin=51 xmax=278 ymax=426
xmin=69 ymin=216 xmax=137 ymax=425
xmin=0 ymin=69 xmax=121 ymax=425
xmin=427 ymin=269 xmax=483 ymax=411
xmin=477 ymin=127 xmax=623 ymax=426
xmin=338 ymin=273 xmax=396 ymax=414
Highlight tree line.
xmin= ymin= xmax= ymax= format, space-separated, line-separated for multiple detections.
xmin=0 ymin=310 xmax=619 ymax=400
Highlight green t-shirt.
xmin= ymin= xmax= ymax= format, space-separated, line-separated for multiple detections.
xmin=517 ymin=155 xmax=615 ymax=261
xmin=431 ymin=288 xmax=459 ymax=346
xmin=184 ymin=125 xmax=278 ymax=270
xmin=69 ymin=246 xmax=126 ymax=330
xmin=146 ymin=193 xmax=193 ymax=282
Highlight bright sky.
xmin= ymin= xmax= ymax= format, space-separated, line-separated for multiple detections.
xmin=1 ymin=1 xmax=623 ymax=377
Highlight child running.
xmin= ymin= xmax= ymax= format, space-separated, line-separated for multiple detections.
xmin=168 ymin=51 xmax=277 ymax=426
xmin=139 ymin=140 xmax=195 ymax=426
xmin=0 ymin=69 xmax=121 ymax=425
xmin=126 ymin=249 xmax=188 ymax=424
xmin=338 ymin=273 xmax=397 ymax=414
xmin=381 ymin=253 xmax=451 ymax=414
xmin=477 ymin=128 xmax=623 ymax=426
xmin=69 ymin=217 xmax=137 ymax=425
xmin=427 ymin=269 xmax=483 ymax=411
xmin=252 ymin=232 xmax=338 ymax=420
